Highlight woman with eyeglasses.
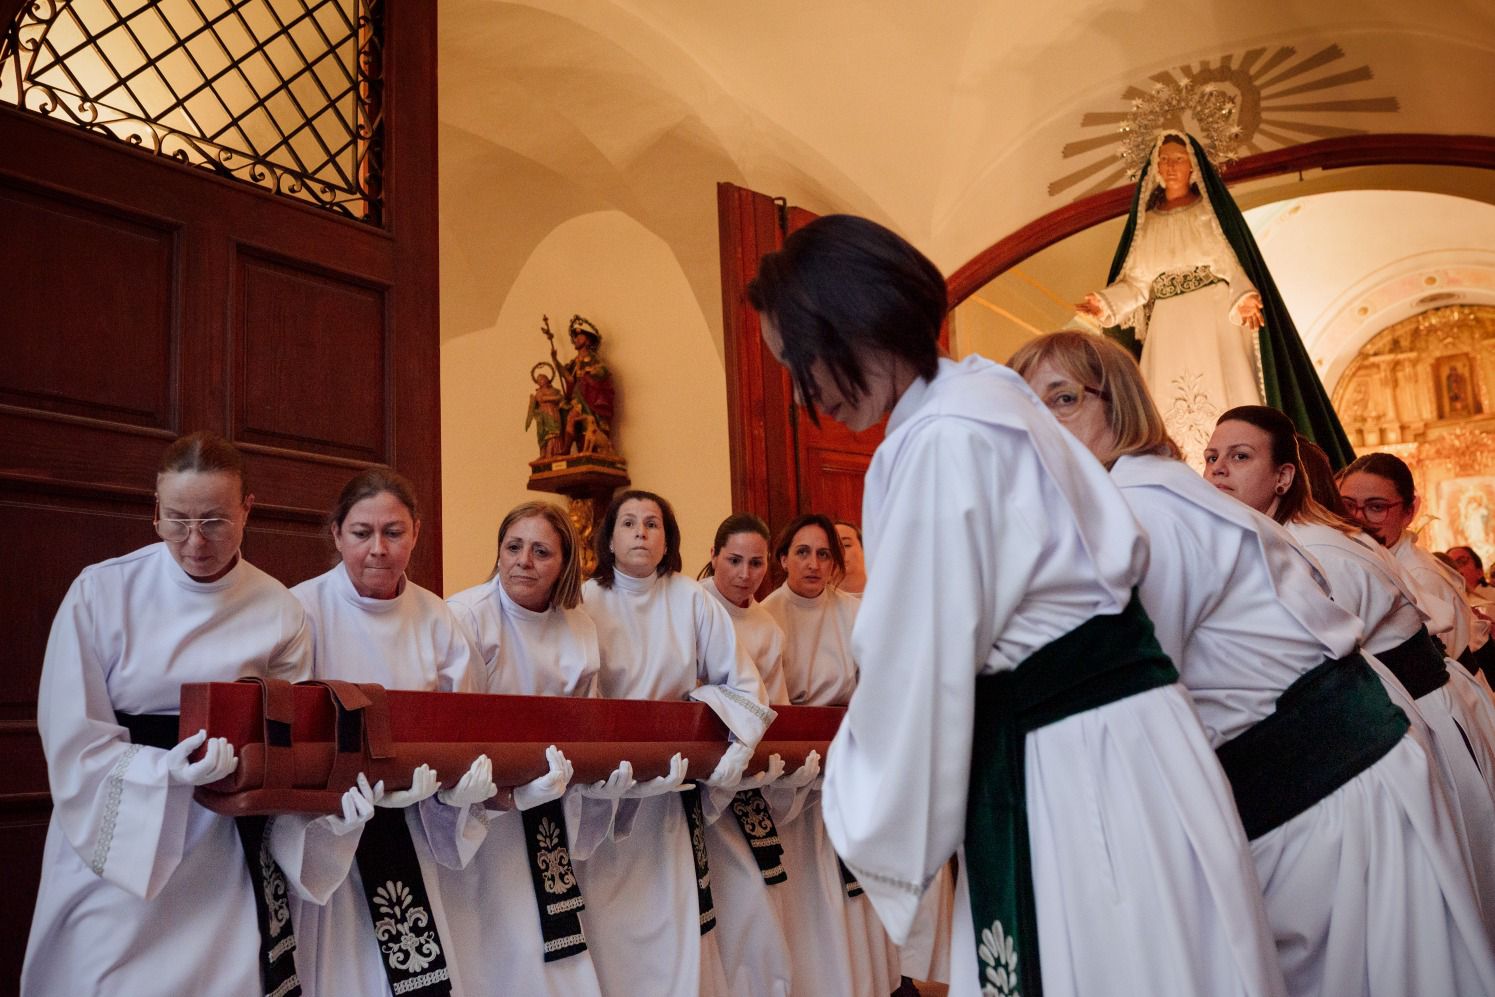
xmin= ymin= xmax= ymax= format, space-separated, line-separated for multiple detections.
xmin=1205 ymin=406 xmax=1495 ymax=927
xmin=751 ymin=215 xmax=1285 ymax=997
xmin=760 ymin=512 xmax=902 ymax=997
xmin=1011 ymin=331 xmax=1495 ymax=997
xmin=23 ymin=432 xmax=318 ymax=997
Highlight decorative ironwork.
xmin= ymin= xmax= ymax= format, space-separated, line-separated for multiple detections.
xmin=0 ymin=0 xmax=383 ymax=222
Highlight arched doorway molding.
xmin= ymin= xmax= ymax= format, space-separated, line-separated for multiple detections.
xmin=947 ymin=133 xmax=1495 ymax=306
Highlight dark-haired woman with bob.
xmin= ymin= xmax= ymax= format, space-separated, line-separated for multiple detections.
xmin=23 ymin=432 xmax=316 ymax=996
xmin=750 ymin=214 xmax=1282 ymax=997
xmin=1206 ymin=406 xmax=1495 ymax=930
xmin=1012 ymin=329 xmax=1495 ymax=996
xmin=576 ymin=489 xmax=773 ymax=997
xmin=438 ymin=500 xmax=609 ymax=997
xmin=762 ymin=511 xmax=902 ymax=997
xmin=290 ymin=467 xmax=546 ymax=997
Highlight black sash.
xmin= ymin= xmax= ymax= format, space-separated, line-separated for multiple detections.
xmin=354 ymin=808 xmax=453 ymax=995
xmin=728 ymin=789 xmax=787 ymax=885
xmin=1216 ymin=652 xmax=1409 ymax=840
xmin=519 ymin=799 xmax=588 ymax=961
xmin=836 ymin=855 xmax=864 ymax=898
xmin=1458 ymin=639 xmax=1495 ymax=682
xmin=116 ymin=712 xmax=302 ymax=997
xmin=1373 ymin=626 xmax=1450 ymax=700
xmin=680 ymin=787 xmax=716 ymax=934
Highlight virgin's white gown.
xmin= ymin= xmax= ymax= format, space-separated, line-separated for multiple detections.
xmin=823 ymin=356 xmax=1288 ymax=997
xmin=700 ymin=578 xmax=794 ymax=997
xmin=1288 ymin=520 xmax=1495 ymax=927
xmin=577 ymin=571 xmax=771 ymax=997
xmin=288 ymin=564 xmax=482 ymax=997
xmin=1112 ymin=453 xmax=1495 ymax=995
xmin=1094 ymin=197 xmax=1262 ymax=466
xmin=22 ymin=544 xmax=314 ymax=997
xmin=438 ymin=576 xmax=611 ymax=997
xmin=761 ymin=583 xmax=902 ymax=997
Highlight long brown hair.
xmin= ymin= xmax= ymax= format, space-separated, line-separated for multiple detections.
xmin=1214 ymin=407 xmax=1356 ymax=534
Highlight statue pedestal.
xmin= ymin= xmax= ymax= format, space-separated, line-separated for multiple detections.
xmin=528 ymin=452 xmax=630 ymax=575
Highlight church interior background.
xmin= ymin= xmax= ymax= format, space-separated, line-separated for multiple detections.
xmin=3 ymin=0 xmax=1495 ymax=974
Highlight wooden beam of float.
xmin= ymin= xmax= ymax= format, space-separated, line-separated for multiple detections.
xmin=179 ymin=678 xmax=842 ymax=816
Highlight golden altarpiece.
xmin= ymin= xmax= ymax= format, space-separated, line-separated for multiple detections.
xmin=1333 ymin=305 xmax=1495 ymax=560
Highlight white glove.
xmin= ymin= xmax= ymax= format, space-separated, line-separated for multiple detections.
xmin=578 ymin=761 xmax=636 ymax=800
xmin=704 ymin=741 xmax=754 ymax=789
xmin=325 ymin=772 xmax=381 ymax=836
xmin=513 ymin=745 xmax=574 ymax=811
xmin=780 ymin=750 xmax=821 ymax=789
xmin=166 ymin=729 xmax=238 ymax=786
xmin=437 ymin=755 xmax=497 ymax=808
xmin=375 ymin=763 xmax=440 ymax=808
xmin=736 ymin=753 xmax=786 ymax=792
xmin=623 ymin=752 xmax=690 ymax=798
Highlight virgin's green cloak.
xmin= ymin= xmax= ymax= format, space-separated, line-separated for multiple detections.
xmin=1103 ymin=133 xmax=1355 ymax=467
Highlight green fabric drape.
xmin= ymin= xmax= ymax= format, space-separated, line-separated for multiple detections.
xmin=1101 ymin=134 xmax=1356 ymax=467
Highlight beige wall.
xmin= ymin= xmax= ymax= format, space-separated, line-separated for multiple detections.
xmin=441 ymin=209 xmax=731 ymax=594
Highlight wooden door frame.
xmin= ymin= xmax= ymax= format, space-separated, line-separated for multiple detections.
xmin=722 ymin=135 xmax=1495 ymax=527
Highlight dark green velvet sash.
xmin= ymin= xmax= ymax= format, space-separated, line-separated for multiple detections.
xmin=964 ymin=594 xmax=1178 ymax=997
xmin=1216 ymin=651 xmax=1408 ymax=840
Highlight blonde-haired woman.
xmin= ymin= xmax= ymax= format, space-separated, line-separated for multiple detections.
xmin=439 ymin=500 xmax=609 ymax=997
xmin=1012 ymin=331 xmax=1495 ymax=997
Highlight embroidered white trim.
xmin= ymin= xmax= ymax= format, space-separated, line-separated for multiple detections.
xmin=844 ymin=860 xmax=934 ymax=897
xmin=544 ymin=895 xmax=585 ymax=916
xmin=268 ymin=974 xmax=301 ymax=997
xmin=269 ymin=936 xmax=295 ymax=963
xmin=90 ymin=744 xmax=143 ymax=875
xmin=749 ymin=835 xmax=782 ymax=848
xmin=391 ymin=968 xmax=450 ymax=994
xmin=717 ymin=686 xmax=773 ymax=723
xmin=542 ymin=932 xmax=587 ymax=953
xmin=761 ymin=863 xmax=786 ymax=879
xmin=699 ymin=910 xmax=716 ymax=926
xmin=978 ymin=918 xmax=1021 ymax=997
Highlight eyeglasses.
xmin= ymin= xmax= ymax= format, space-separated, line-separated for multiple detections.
xmin=155 ymin=517 xmax=237 ymax=542
xmin=1041 ymin=384 xmax=1109 ymax=418
xmin=1340 ymin=497 xmax=1404 ymax=524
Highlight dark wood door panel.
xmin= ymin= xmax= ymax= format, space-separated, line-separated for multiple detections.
xmin=0 ymin=174 xmax=180 ymax=428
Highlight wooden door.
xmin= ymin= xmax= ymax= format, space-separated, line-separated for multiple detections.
xmin=718 ymin=186 xmax=946 ymax=538
xmin=0 ymin=1 xmax=440 ymax=980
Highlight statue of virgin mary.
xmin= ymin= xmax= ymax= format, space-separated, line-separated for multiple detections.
xmin=1077 ymin=129 xmax=1353 ymax=467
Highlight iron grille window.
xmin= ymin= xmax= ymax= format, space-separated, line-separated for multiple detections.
xmin=0 ymin=0 xmax=383 ymax=222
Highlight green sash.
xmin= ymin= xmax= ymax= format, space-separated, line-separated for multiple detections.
xmin=965 ymin=594 xmax=1178 ymax=997
xmin=1215 ymin=652 xmax=1408 ymax=840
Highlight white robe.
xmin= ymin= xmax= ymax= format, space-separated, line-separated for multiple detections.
xmin=23 ymin=544 xmax=314 ymax=997
xmin=289 ymin=564 xmax=482 ymax=997
xmin=823 ymin=356 xmax=1282 ymax=997
xmin=440 ymin=576 xmax=607 ymax=997
xmin=761 ymin=583 xmax=901 ymax=997
xmin=1113 ymin=453 xmax=1495 ymax=996
xmin=702 ymin=579 xmax=793 ymax=997
xmin=577 ymin=570 xmax=771 ymax=997
xmin=1094 ymin=197 xmax=1262 ymax=467
xmin=1288 ymin=520 xmax=1495 ymax=928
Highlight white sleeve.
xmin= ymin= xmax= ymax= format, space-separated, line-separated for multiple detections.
xmin=268 ymin=812 xmax=362 ymax=902
xmin=689 ymin=590 xmax=773 ymax=748
xmin=437 ymin=614 xmax=484 ymax=694
xmin=1095 ymin=252 xmax=1153 ymax=326
xmin=37 ymin=575 xmax=194 ymax=899
xmin=1126 ymin=492 xmax=1225 ymax=668
xmin=821 ymin=421 xmax=1026 ymax=942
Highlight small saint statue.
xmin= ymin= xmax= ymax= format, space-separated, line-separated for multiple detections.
xmin=541 ymin=314 xmax=619 ymax=457
xmin=525 ymin=362 xmax=568 ymax=459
